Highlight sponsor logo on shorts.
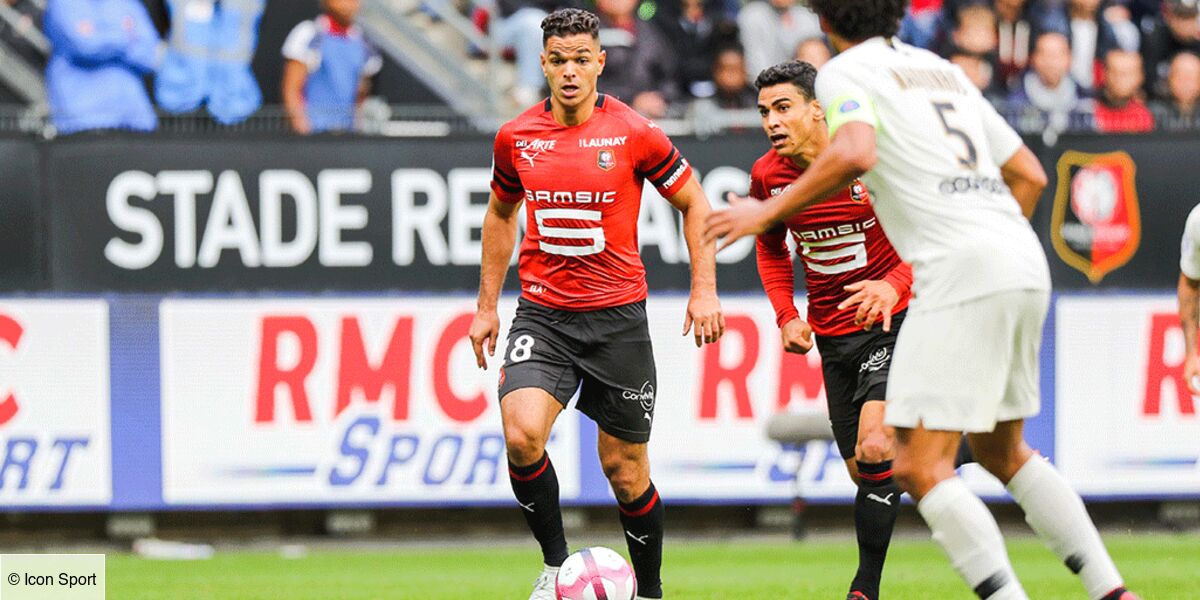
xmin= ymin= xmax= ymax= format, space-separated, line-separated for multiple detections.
xmin=859 ymin=348 xmax=890 ymax=373
xmin=622 ymin=381 xmax=655 ymax=413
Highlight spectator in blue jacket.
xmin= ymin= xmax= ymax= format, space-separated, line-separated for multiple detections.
xmin=156 ymin=0 xmax=265 ymax=125
xmin=44 ymin=0 xmax=163 ymax=134
xmin=281 ymin=0 xmax=382 ymax=134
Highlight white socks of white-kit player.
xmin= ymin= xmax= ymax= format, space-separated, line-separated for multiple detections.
xmin=1006 ymin=455 xmax=1124 ymax=600
xmin=918 ymin=477 xmax=1029 ymax=600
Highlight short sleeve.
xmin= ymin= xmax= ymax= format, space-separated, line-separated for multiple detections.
xmin=635 ymin=120 xmax=694 ymax=197
xmin=815 ymin=63 xmax=879 ymax=136
xmin=1183 ymin=205 xmax=1200 ymax=280
xmin=977 ymin=90 xmax=1023 ymax=166
xmin=491 ymin=125 xmax=524 ymax=204
xmin=362 ymin=42 xmax=383 ymax=78
xmin=282 ymin=21 xmax=320 ymax=72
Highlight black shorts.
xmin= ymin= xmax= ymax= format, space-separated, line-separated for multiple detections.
xmin=498 ymin=297 xmax=657 ymax=443
xmin=814 ymin=310 xmax=906 ymax=460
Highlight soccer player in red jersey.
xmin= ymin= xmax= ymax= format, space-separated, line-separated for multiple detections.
xmin=749 ymin=60 xmax=911 ymax=600
xmin=467 ymin=9 xmax=724 ymax=600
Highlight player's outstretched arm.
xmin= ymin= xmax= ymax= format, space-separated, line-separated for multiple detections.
xmin=469 ymin=192 xmax=522 ymax=369
xmin=667 ymin=176 xmax=725 ymax=347
xmin=1179 ymin=272 xmax=1200 ymax=394
xmin=705 ymin=122 xmax=877 ymax=250
xmin=1000 ymin=146 xmax=1049 ymax=219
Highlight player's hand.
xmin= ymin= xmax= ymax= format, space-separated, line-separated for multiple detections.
xmin=780 ymin=318 xmax=814 ymax=354
xmin=1186 ymin=353 xmax=1200 ymax=396
xmin=683 ymin=292 xmax=724 ymax=347
xmin=838 ymin=280 xmax=900 ymax=332
xmin=704 ymin=192 xmax=771 ymax=252
xmin=468 ymin=309 xmax=501 ymax=369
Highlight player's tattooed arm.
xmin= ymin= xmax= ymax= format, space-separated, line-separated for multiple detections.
xmin=705 ymin=122 xmax=877 ymax=250
xmin=1179 ymin=272 xmax=1200 ymax=394
xmin=666 ymin=176 xmax=725 ymax=347
xmin=469 ymin=192 xmax=522 ymax=369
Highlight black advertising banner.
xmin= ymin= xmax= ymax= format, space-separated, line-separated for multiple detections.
xmin=0 ymin=138 xmax=43 ymax=290
xmin=1033 ymin=133 xmax=1197 ymax=290
xmin=36 ymin=132 xmax=1200 ymax=293
xmin=45 ymin=134 xmax=775 ymax=292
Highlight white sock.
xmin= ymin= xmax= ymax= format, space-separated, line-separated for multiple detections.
xmin=542 ymin=563 xmax=560 ymax=574
xmin=918 ymin=477 xmax=1028 ymax=600
xmin=1006 ymin=456 xmax=1123 ymax=600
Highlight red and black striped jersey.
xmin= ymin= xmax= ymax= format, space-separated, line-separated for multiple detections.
xmin=491 ymin=94 xmax=693 ymax=310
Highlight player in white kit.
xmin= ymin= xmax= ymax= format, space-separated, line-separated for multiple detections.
xmin=1180 ymin=204 xmax=1200 ymax=396
xmin=705 ymin=2 xmax=1140 ymax=599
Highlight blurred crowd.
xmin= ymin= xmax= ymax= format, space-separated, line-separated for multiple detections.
xmin=24 ymin=0 xmax=380 ymax=135
xmin=476 ymin=0 xmax=1200 ymax=132
xmin=10 ymin=0 xmax=1200 ymax=135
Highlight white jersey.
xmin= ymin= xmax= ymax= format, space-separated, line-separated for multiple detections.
xmin=816 ymin=37 xmax=1051 ymax=309
xmin=1183 ymin=203 xmax=1200 ymax=280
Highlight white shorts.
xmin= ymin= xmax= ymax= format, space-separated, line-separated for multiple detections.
xmin=885 ymin=288 xmax=1050 ymax=432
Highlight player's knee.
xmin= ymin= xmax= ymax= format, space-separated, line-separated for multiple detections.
xmin=601 ymin=459 xmax=646 ymax=503
xmin=855 ymin=433 xmax=893 ymax=464
xmin=503 ymin=423 xmax=546 ymax=466
xmin=973 ymin=447 xmax=1031 ymax=485
xmin=891 ymin=454 xmax=937 ymax=498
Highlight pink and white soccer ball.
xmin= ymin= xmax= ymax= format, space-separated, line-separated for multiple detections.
xmin=555 ymin=547 xmax=636 ymax=600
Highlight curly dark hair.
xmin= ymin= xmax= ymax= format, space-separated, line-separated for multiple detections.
xmin=805 ymin=0 xmax=907 ymax=41
xmin=754 ymin=60 xmax=818 ymax=100
xmin=541 ymin=8 xmax=600 ymax=45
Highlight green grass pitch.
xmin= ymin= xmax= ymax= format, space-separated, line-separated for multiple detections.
xmin=107 ymin=533 xmax=1198 ymax=599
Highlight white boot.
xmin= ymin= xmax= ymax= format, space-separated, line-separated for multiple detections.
xmin=528 ymin=564 xmax=558 ymax=600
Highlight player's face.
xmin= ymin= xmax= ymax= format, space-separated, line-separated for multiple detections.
xmin=757 ymin=83 xmax=824 ymax=156
xmin=542 ymin=34 xmax=605 ymax=109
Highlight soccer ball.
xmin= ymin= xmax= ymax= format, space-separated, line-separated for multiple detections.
xmin=555 ymin=547 xmax=636 ymax=600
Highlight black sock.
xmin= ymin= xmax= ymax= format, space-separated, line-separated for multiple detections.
xmin=618 ymin=481 xmax=664 ymax=599
xmin=509 ymin=452 xmax=569 ymax=567
xmin=851 ymin=460 xmax=900 ymax=599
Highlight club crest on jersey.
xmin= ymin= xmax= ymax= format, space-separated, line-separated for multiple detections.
xmin=516 ymin=138 xmax=556 ymax=167
xmin=1051 ymin=150 xmax=1141 ymax=284
xmin=597 ymin=149 xmax=616 ymax=171
xmin=849 ymin=179 xmax=869 ymax=204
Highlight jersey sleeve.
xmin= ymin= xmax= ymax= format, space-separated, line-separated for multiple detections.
xmin=977 ymin=90 xmax=1023 ymax=166
xmin=756 ymin=230 xmax=801 ymax=329
xmin=751 ymin=161 xmax=801 ymax=327
xmin=362 ymin=42 xmax=383 ymax=78
xmin=882 ymin=262 xmax=914 ymax=299
xmin=635 ymin=121 xmax=694 ymax=198
xmin=490 ymin=125 xmax=524 ymax=204
xmin=815 ymin=62 xmax=879 ymax=136
xmin=1183 ymin=205 xmax=1200 ymax=280
xmin=749 ymin=163 xmax=768 ymax=201
xmin=282 ymin=21 xmax=320 ymax=72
